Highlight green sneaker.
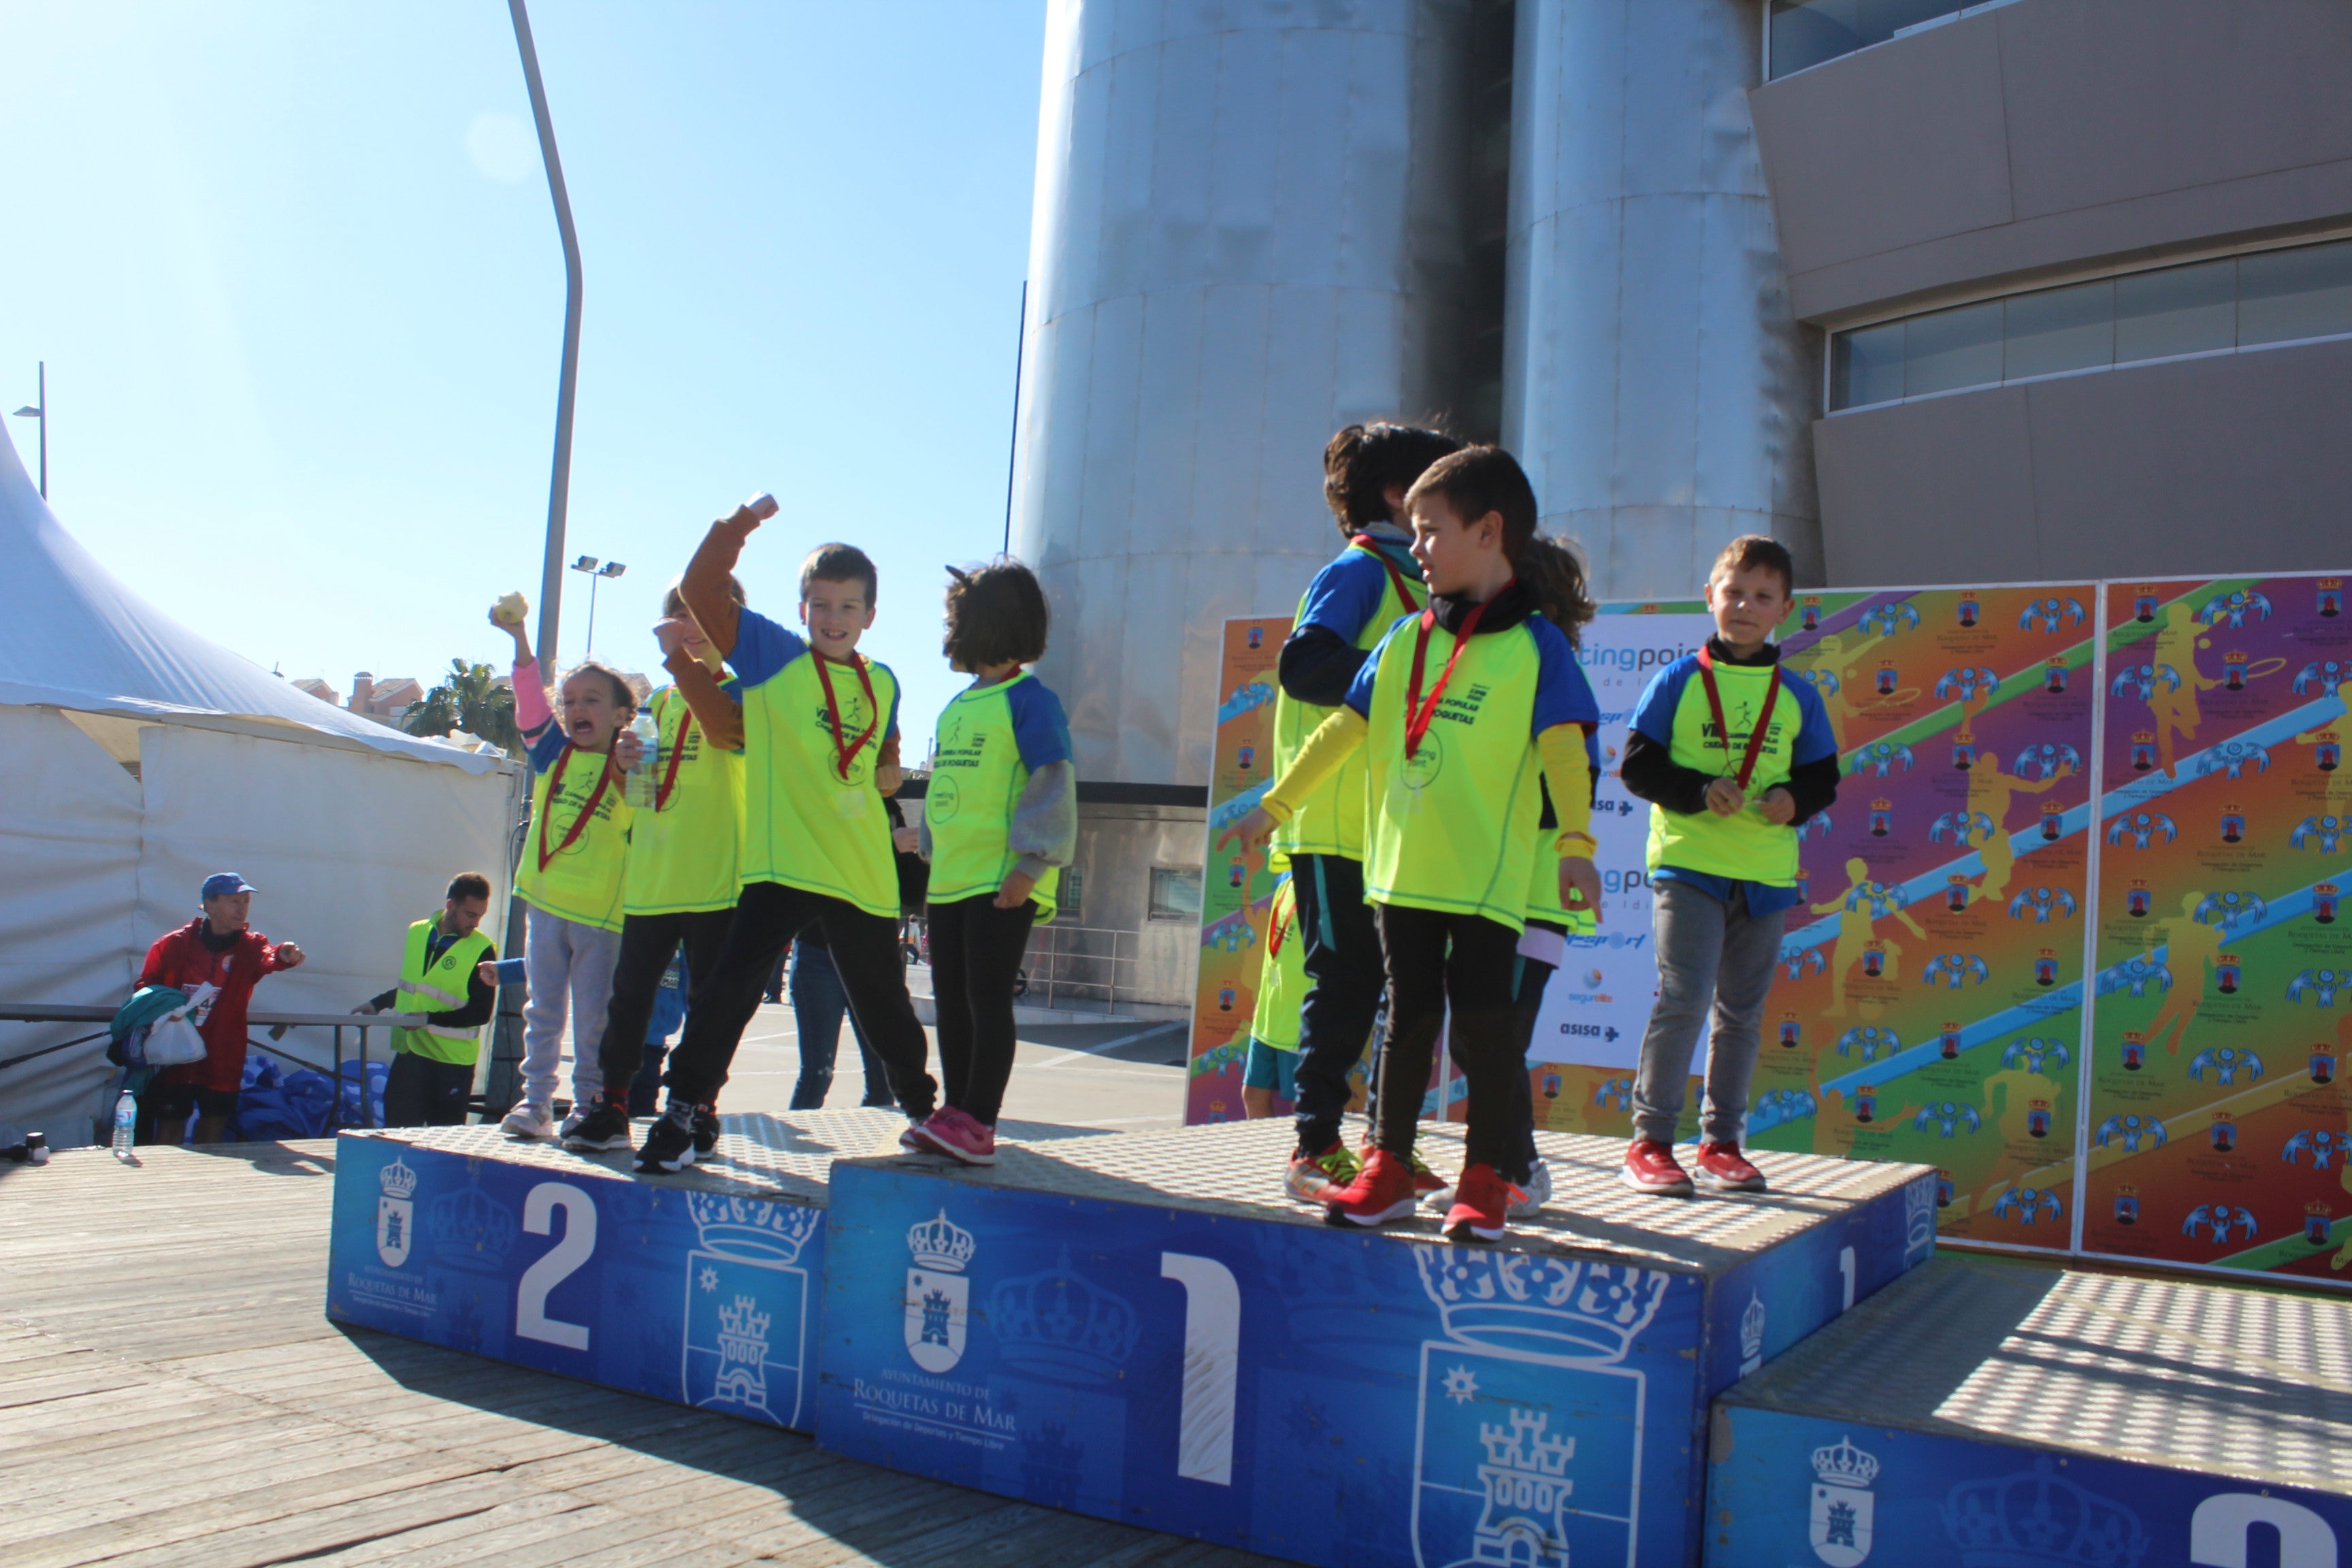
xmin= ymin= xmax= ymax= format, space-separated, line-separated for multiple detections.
xmin=1284 ymin=1141 xmax=1362 ymax=1205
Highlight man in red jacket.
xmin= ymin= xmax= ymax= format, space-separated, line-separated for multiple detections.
xmin=137 ymin=872 xmax=306 ymax=1145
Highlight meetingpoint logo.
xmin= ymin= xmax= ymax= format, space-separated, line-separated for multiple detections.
xmin=1579 ymin=642 xmax=1699 ymax=676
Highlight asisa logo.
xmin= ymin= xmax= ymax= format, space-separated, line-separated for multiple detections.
xmin=903 ymin=1211 xmax=977 ymax=1373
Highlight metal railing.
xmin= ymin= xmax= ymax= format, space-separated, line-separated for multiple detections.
xmin=1018 ymin=924 xmax=1149 ymax=1015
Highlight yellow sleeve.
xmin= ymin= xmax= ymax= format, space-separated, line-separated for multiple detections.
xmin=1538 ymin=723 xmax=1596 ymax=854
xmin=1260 ymin=708 xmax=1369 ymax=824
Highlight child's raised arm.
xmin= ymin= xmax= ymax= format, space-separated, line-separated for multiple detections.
xmin=679 ymin=494 xmax=777 ymax=657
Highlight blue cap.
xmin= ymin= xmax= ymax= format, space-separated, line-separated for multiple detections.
xmin=200 ymin=872 xmax=257 ymax=900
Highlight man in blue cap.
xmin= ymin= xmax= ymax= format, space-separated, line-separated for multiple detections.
xmin=135 ymin=872 xmax=306 ymax=1144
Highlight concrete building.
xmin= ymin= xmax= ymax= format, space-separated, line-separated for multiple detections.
xmin=1011 ymin=0 xmax=2351 ymax=1005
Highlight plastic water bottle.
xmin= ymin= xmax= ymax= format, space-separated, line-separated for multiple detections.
xmin=626 ymin=712 xmax=662 ymax=808
xmin=110 ymin=1092 xmax=137 ymax=1159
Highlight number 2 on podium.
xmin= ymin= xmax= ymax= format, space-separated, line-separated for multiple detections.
xmin=518 ymin=1182 xmax=597 ymax=1350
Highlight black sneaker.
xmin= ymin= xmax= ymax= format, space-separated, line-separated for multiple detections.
xmin=635 ymin=1102 xmax=700 ymax=1174
xmin=561 ymin=1100 xmax=633 ymax=1152
xmin=691 ymin=1107 xmax=721 ymax=1157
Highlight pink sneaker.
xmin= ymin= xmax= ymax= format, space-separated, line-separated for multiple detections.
xmin=899 ymin=1107 xmax=998 ymax=1166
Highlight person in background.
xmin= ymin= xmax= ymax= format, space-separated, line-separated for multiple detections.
xmin=784 ymin=930 xmax=896 ymax=1109
xmin=494 ymin=610 xmax=637 ymax=1140
xmin=1240 ymin=873 xmax=1306 ymax=1119
xmin=137 ymin=873 xmax=306 ymax=1145
xmin=358 ymin=872 xmax=497 ymax=1127
xmin=630 ymin=949 xmax=689 ymax=1115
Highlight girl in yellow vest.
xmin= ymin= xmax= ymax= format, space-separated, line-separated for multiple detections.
xmin=1223 ymin=446 xmax=1604 ymax=1245
xmin=495 ymin=611 xmax=637 ymax=1139
xmin=640 ymin=507 xmax=936 ymax=1174
xmin=1270 ymin=423 xmax=1461 ymax=1203
xmin=1618 ymin=536 xmax=1840 ymax=1197
xmin=1241 ymin=874 xmax=1307 ymax=1118
xmin=561 ymin=577 xmax=749 ymax=1154
xmin=1493 ymin=535 xmax=1599 ymax=1215
xmin=905 ymin=561 xmax=1077 ymax=1164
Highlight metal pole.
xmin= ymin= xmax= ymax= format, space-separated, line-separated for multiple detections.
xmin=510 ymin=0 xmax=581 ymax=676
xmin=491 ymin=0 xmax=583 ymax=1120
xmin=34 ymin=363 xmax=44 ymax=500
xmin=585 ymin=574 xmax=598 ymax=657
xmin=1002 ymin=282 xmax=1026 ymax=558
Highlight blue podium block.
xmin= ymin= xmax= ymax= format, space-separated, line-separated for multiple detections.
xmin=1707 ymin=1254 xmax=2352 ymax=1568
xmin=815 ymin=1119 xmax=1934 ymax=1568
xmin=327 ymin=1111 xmax=904 ymax=1433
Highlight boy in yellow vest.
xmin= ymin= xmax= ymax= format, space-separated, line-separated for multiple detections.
xmin=636 ymin=506 xmax=936 ymax=1173
xmin=1270 ymin=423 xmax=1460 ymax=1201
xmin=1222 ymin=446 xmax=1603 ymax=1244
xmin=562 ymin=578 xmax=749 ymax=1154
xmin=1619 ymin=536 xmax=1840 ymax=1196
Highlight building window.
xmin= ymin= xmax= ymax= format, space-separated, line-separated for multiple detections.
xmin=1147 ymin=867 xmax=1203 ymax=924
xmin=1828 ymin=238 xmax=2352 ymax=412
xmin=1767 ymin=0 xmax=1987 ymax=80
xmin=1055 ymin=867 xmax=1083 ymax=924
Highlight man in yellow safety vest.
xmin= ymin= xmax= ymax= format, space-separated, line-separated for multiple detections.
xmin=358 ymin=872 xmax=500 ymax=1126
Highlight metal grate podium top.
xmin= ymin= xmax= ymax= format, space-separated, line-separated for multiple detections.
xmin=1724 ymin=1253 xmax=2352 ymax=1494
xmin=348 ymin=1108 xmax=914 ymax=1203
xmin=852 ymin=1116 xmax=1929 ymax=1273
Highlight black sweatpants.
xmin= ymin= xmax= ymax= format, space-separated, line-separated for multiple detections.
xmin=1289 ymin=853 xmax=1388 ymax=1155
xmin=595 ymin=908 xmax=735 ymax=1105
xmin=1373 ymin=903 xmax=1524 ymax=1171
xmin=928 ymin=894 xmax=1038 ymax=1126
xmin=1502 ymin=921 xmax=1565 ymax=1186
xmin=663 ymin=881 xmax=936 ymax=1117
xmin=384 ymin=1051 xmax=474 ymax=1127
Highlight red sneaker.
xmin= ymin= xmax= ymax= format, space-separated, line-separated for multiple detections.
xmin=1620 ymin=1138 xmax=1695 ymax=1196
xmin=1324 ymin=1149 xmax=1422 ymax=1228
xmin=1362 ymin=1139 xmax=1449 ymax=1197
xmin=1693 ymin=1139 xmax=1767 ymax=1192
xmin=1443 ymin=1163 xmax=1523 ymax=1245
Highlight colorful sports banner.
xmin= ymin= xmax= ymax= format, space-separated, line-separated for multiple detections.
xmin=2079 ymin=576 xmax=2352 ymax=1281
xmin=1744 ymin=586 xmax=2100 ymax=1250
xmin=1188 ymin=617 xmax=1290 ymax=1125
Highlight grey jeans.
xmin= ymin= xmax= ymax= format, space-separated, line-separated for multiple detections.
xmin=520 ymin=904 xmax=620 ymax=1109
xmin=1631 ymin=879 xmax=1787 ymax=1145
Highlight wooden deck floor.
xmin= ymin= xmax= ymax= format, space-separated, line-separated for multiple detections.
xmin=0 ymin=1140 xmax=1284 ymax=1568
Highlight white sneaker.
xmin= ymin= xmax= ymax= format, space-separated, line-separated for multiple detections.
xmin=501 ymin=1101 xmax=555 ymax=1139
xmin=1507 ymin=1160 xmax=1552 ymax=1220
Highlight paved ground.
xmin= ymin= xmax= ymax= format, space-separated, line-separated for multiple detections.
xmin=0 ymin=1139 xmax=1279 ymax=1568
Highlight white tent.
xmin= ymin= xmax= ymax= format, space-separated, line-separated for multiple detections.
xmin=0 ymin=423 xmax=523 ymax=1147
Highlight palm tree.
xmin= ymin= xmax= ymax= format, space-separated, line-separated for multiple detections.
xmin=402 ymin=659 xmax=521 ymax=751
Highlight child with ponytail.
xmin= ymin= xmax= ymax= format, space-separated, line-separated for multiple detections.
xmin=902 ymin=561 xmax=1077 ymax=1164
xmin=494 ymin=610 xmax=637 ymax=1139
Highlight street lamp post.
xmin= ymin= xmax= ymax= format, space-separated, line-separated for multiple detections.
xmin=10 ymin=362 xmax=44 ymax=500
xmin=568 ymin=555 xmax=626 ymax=657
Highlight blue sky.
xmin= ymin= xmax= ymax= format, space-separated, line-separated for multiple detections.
xmin=1 ymin=2 xmax=1046 ymax=743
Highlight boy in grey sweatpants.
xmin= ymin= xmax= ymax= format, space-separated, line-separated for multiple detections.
xmin=1617 ymin=536 xmax=1840 ymax=1196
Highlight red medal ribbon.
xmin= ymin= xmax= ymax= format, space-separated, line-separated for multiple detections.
xmin=655 ymin=706 xmax=695 ymax=812
xmin=812 ymin=651 xmax=881 ymax=781
xmin=1349 ymin=534 xmax=1424 ymax=617
xmin=1403 ymin=589 xmax=1502 ymax=760
xmin=535 ymin=743 xmax=619 ymax=872
xmin=1695 ymin=644 xmax=1784 ymax=794
xmin=1268 ymin=900 xmax=1292 ymax=958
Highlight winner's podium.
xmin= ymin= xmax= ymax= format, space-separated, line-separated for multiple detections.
xmin=817 ymin=1119 xmax=1935 ymax=1568
xmin=1706 ymin=1253 xmax=2352 ymax=1568
xmin=327 ymin=1111 xmax=907 ymax=1434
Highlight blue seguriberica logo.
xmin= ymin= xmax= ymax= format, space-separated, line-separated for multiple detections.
xmin=376 ymin=1156 xmax=417 ymax=1267
xmin=681 ymin=1192 xmax=822 ymax=1428
xmin=904 ymin=1210 xmax=977 ymax=1373
xmin=1411 ymin=1251 xmax=1670 ymax=1568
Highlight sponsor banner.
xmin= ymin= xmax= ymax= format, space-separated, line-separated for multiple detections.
xmin=2080 ymin=576 xmax=2352 ymax=1279
xmin=1709 ymin=1406 xmax=2352 ymax=1568
xmin=327 ymin=1134 xmax=824 ymax=1431
xmin=817 ymin=1162 xmax=1929 ymax=1568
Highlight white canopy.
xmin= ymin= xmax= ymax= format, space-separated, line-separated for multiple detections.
xmin=0 ymin=423 xmax=521 ymax=1147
